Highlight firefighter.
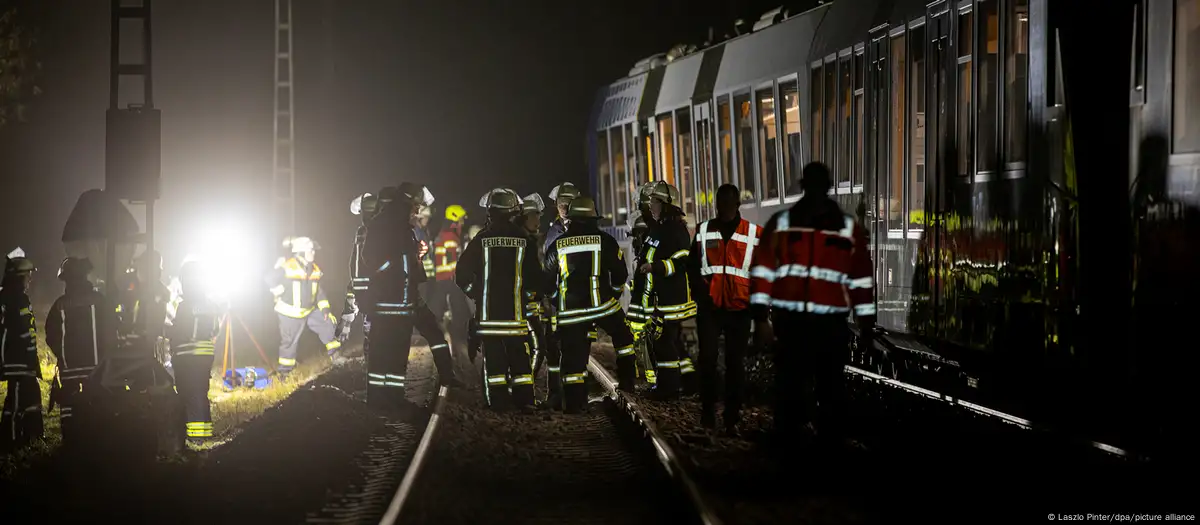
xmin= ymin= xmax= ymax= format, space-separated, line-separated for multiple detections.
xmin=414 ymin=206 xmax=436 ymax=286
xmin=516 ymin=193 xmax=557 ymax=405
xmin=336 ymin=192 xmax=379 ymax=351
xmin=691 ymin=184 xmax=762 ymax=435
xmin=545 ymin=196 xmax=637 ymax=412
xmin=430 ymin=204 xmax=471 ymax=355
xmin=363 ymin=183 xmax=459 ymax=408
xmin=543 ymin=182 xmax=580 ymax=254
xmin=116 ymin=250 xmax=172 ymax=363
xmin=626 ymin=184 xmax=658 ymax=386
xmin=636 ymin=182 xmax=705 ymax=400
xmin=1 ymin=248 xmax=43 ymax=449
xmin=750 ymin=162 xmax=875 ymax=449
xmin=169 ymin=260 xmax=221 ymax=444
xmin=456 ymin=188 xmax=543 ymax=412
xmin=267 ymin=236 xmax=342 ymax=374
xmin=44 ymin=257 xmax=117 ymax=445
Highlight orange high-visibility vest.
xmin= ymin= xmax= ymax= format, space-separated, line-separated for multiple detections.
xmin=695 ymin=218 xmax=760 ymax=310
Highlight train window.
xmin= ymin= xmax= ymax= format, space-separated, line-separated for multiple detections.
xmin=889 ymin=34 xmax=906 ymax=231
xmin=718 ymin=96 xmax=735 ymax=186
xmin=735 ymin=92 xmax=756 ymax=203
xmin=644 ymin=131 xmax=656 ymax=183
xmin=658 ymin=115 xmax=677 ymax=185
xmin=825 ymin=63 xmax=837 ymax=169
xmin=756 ymin=88 xmax=780 ymax=201
xmin=1176 ymin=0 xmax=1200 ymax=152
xmin=676 ymin=109 xmax=697 ymax=221
xmin=1005 ymin=0 xmax=1029 ymax=166
xmin=781 ymin=81 xmax=803 ymax=197
xmin=613 ymin=127 xmax=630 ymax=225
xmin=838 ymin=58 xmax=852 ymax=190
xmin=958 ymin=9 xmax=974 ymax=176
xmin=978 ymin=0 xmax=999 ymax=172
xmin=598 ymin=130 xmax=613 ymax=221
xmin=910 ymin=25 xmax=926 ymax=230
xmin=854 ymin=52 xmax=865 ymax=188
xmin=810 ymin=67 xmax=822 ymax=163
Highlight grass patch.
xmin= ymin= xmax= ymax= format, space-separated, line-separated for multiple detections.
xmin=1 ymin=314 xmax=334 ymax=470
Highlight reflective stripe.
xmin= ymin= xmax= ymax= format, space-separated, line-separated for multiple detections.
xmin=774 ymin=263 xmax=847 ymax=284
xmin=325 ymin=340 xmax=341 ymax=350
xmin=855 ymin=303 xmax=877 ymax=316
xmin=768 ymin=299 xmax=851 ymax=314
xmin=699 ymin=265 xmax=750 ymax=278
xmin=750 ymin=265 xmax=776 ymax=282
xmin=615 ymin=345 xmax=635 ymax=356
xmin=563 ymin=372 xmax=586 ymax=384
xmin=511 ymin=374 xmax=534 ymax=385
xmin=278 ymin=357 xmax=297 ymax=367
xmin=487 ymin=375 xmax=508 ymax=385
xmin=655 ymin=360 xmax=680 ymax=368
xmin=848 ymin=276 xmax=874 ymax=289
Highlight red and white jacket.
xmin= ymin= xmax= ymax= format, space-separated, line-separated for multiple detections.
xmin=691 ymin=217 xmax=761 ymax=310
xmin=749 ymin=203 xmax=875 ymax=319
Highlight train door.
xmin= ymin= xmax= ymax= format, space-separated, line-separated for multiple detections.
xmin=866 ymin=33 xmax=891 ymax=325
xmin=692 ymin=103 xmax=716 ymax=222
xmin=926 ymin=4 xmax=953 ymax=339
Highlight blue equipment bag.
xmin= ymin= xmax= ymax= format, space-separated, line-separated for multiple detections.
xmin=222 ymin=367 xmax=271 ymax=390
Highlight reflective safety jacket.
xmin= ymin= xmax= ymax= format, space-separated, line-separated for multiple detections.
xmin=0 ymin=286 xmax=39 ymax=378
xmin=116 ymin=275 xmax=171 ymax=340
xmin=456 ymin=221 xmax=543 ymax=337
xmin=749 ymin=198 xmax=875 ymax=319
xmin=433 ymin=225 xmax=462 ymax=282
xmin=363 ymin=210 xmax=426 ymax=317
xmin=268 ymin=257 xmax=331 ymax=318
xmin=691 ymin=215 xmax=761 ymax=311
xmin=543 ymin=222 xmax=627 ymax=327
xmin=169 ymin=297 xmax=221 ymax=358
xmin=46 ymin=285 xmax=118 ymax=382
xmin=632 ymin=217 xmax=699 ymax=322
xmin=341 ymin=224 xmax=370 ymax=319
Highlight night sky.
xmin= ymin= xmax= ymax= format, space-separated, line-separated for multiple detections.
xmin=0 ymin=0 xmax=790 ymax=303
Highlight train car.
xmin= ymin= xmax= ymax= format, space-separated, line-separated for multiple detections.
xmin=587 ymin=0 xmax=1198 ymax=461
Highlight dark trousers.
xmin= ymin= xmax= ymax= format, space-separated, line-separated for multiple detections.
xmin=58 ymin=377 xmax=87 ymax=445
xmin=528 ymin=314 xmax=559 ymax=398
xmin=174 ymin=354 xmax=214 ymax=440
xmin=773 ymin=313 xmax=849 ymax=443
xmin=1 ymin=375 xmax=43 ymax=449
xmin=652 ymin=321 xmax=686 ymax=397
xmin=699 ymin=308 xmax=752 ymax=424
xmin=277 ymin=311 xmax=338 ymax=372
xmin=366 ymin=313 xmax=416 ymax=408
xmin=427 ymin=280 xmax=471 ymax=353
xmin=481 ymin=336 xmax=534 ymax=410
xmin=559 ymin=312 xmax=636 ymax=412
xmin=412 ymin=302 xmax=455 ymax=381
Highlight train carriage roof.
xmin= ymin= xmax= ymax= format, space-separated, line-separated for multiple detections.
xmin=809 ymin=0 xmax=898 ymax=59
xmin=654 ymin=51 xmax=706 ymax=114
xmin=593 ymin=73 xmax=650 ymax=131
xmin=712 ymin=4 xmax=830 ymax=94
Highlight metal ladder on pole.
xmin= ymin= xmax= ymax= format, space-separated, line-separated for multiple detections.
xmin=273 ymin=0 xmax=296 ymax=239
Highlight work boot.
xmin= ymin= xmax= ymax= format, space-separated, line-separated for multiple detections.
xmin=616 ymin=356 xmax=638 ymax=393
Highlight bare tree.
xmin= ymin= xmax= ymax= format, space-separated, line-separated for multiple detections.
xmin=0 ymin=0 xmax=41 ymax=128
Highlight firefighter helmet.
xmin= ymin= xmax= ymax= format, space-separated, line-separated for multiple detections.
xmin=548 ymin=182 xmax=581 ymax=204
xmin=478 ymin=188 xmax=522 ymax=214
xmin=379 ymin=183 xmax=435 ymax=207
xmin=445 ymin=204 xmax=468 ymax=222
xmin=4 ymin=247 xmax=35 ymax=275
xmin=57 ymin=257 xmax=93 ymax=281
xmin=636 ymin=181 xmax=657 ymax=207
xmin=520 ymin=193 xmax=546 ymax=215
xmin=350 ymin=192 xmax=375 ymax=216
xmin=649 ymin=181 xmax=682 ymax=207
xmin=567 ymin=196 xmax=600 ymax=219
xmin=283 ymin=236 xmax=319 ymax=254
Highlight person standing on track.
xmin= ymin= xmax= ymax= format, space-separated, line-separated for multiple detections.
xmin=515 ymin=193 xmax=558 ymax=406
xmin=45 ymin=257 xmax=117 ymax=447
xmin=430 ymin=204 xmax=472 ymax=356
xmin=1 ymin=248 xmax=42 ymax=450
xmin=691 ymin=184 xmax=761 ymax=436
xmin=169 ymin=260 xmax=221 ymax=444
xmin=456 ymin=188 xmax=543 ymax=412
xmin=544 ymin=196 xmax=638 ymax=412
xmin=362 ymin=183 xmax=461 ymax=409
xmin=635 ymin=182 xmax=704 ymax=400
xmin=267 ymin=236 xmax=342 ymax=375
xmin=750 ymin=162 xmax=876 ymax=450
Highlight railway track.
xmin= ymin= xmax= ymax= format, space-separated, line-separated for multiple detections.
xmin=381 ymin=356 xmax=721 ymax=525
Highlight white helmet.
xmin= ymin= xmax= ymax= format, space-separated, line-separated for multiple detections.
xmin=350 ymin=193 xmax=372 ymax=216
xmin=521 ymin=193 xmax=546 ymax=214
xmin=548 ymin=182 xmax=581 ymax=203
xmin=284 ymin=236 xmax=317 ymax=254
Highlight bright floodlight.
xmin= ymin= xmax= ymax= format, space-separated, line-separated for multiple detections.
xmin=186 ymin=221 xmax=257 ymax=302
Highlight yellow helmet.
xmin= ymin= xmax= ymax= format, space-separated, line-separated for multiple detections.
xmin=445 ymin=204 xmax=467 ymax=222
